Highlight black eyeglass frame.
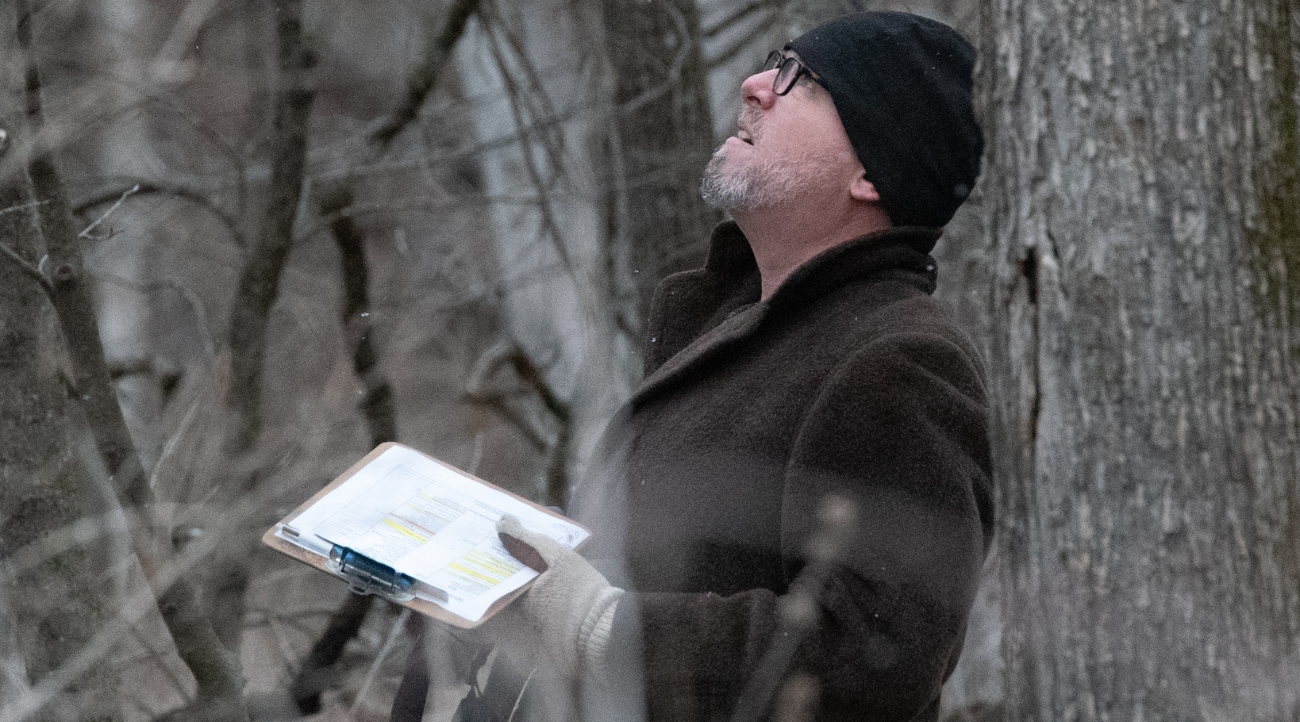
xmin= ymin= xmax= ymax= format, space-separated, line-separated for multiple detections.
xmin=761 ymin=50 xmax=828 ymax=96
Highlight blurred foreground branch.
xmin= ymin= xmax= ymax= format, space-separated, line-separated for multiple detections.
xmin=729 ymin=495 xmax=857 ymax=722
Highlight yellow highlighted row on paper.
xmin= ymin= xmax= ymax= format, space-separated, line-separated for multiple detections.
xmin=446 ymin=550 xmax=521 ymax=586
xmin=380 ymin=517 xmax=429 ymax=542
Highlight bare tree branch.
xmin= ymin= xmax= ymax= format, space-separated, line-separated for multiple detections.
xmin=465 ymin=341 xmax=551 ymax=451
xmin=320 ymin=183 xmax=398 ymax=447
xmin=464 ymin=339 xmax=572 ymax=504
xmin=480 ymin=3 xmax=568 ymax=176
xmin=0 ymin=198 xmax=45 ymax=217
xmin=78 ymin=183 xmax=138 ymax=239
xmin=0 ymin=238 xmax=51 ymax=293
xmin=286 ymin=182 xmax=402 ymax=713
xmin=223 ymin=0 xmax=317 ymax=464
xmin=209 ymin=0 xmax=319 ymax=659
xmin=4 ymin=498 xmax=261 ymax=722
xmin=371 ymin=0 xmax=482 ymax=148
xmin=288 ymin=593 xmax=375 ymax=713
xmin=142 ymin=96 xmax=250 ymax=214
xmin=507 ymin=343 xmax=572 ymax=506
xmin=73 ymin=179 xmax=246 ymax=248
xmin=92 ymin=272 xmax=218 ymax=358
xmin=729 ymin=496 xmax=857 ymax=722
xmin=480 ymin=14 xmax=575 ymax=276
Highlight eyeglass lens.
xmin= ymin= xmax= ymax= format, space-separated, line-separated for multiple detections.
xmin=761 ymin=51 xmax=801 ymax=96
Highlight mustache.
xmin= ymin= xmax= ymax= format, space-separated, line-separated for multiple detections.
xmin=737 ymin=105 xmax=763 ymax=141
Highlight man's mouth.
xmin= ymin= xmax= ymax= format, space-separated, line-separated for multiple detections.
xmin=736 ymin=128 xmax=754 ymax=145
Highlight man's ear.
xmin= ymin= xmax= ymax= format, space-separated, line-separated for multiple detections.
xmin=850 ymin=174 xmax=881 ymax=203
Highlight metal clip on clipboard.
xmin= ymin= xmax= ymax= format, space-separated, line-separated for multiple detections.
xmin=326 ymin=545 xmax=417 ymax=602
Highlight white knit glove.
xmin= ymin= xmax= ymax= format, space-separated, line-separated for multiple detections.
xmin=497 ymin=515 xmax=624 ymax=681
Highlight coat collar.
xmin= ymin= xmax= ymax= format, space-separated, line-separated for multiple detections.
xmin=634 ymin=221 xmax=942 ymax=404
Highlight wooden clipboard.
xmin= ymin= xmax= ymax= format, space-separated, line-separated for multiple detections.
xmin=261 ymin=441 xmax=589 ymax=628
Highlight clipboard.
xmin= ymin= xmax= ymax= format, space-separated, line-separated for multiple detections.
xmin=262 ymin=442 xmax=589 ymax=628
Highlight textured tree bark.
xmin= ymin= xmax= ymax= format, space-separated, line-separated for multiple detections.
xmin=982 ymin=0 xmax=1300 ymax=718
xmin=601 ymin=0 xmax=720 ymax=327
xmin=0 ymin=126 xmax=122 ymax=722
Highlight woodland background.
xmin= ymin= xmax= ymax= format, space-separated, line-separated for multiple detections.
xmin=0 ymin=0 xmax=1296 ymax=720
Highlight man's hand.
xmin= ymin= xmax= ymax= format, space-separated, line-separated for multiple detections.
xmin=497 ymin=515 xmax=624 ymax=680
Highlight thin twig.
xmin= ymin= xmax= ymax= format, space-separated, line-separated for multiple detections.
xmin=465 ymin=392 xmax=550 ymax=451
xmin=481 ymin=16 xmax=575 ymax=275
xmin=73 ymin=179 xmax=245 ymax=249
xmin=265 ymin=614 xmax=301 ymax=671
xmin=78 ymin=183 xmax=139 ymax=239
xmin=0 ymin=240 xmax=51 ymax=292
xmin=0 ymin=198 xmax=45 ymax=217
xmin=152 ymin=0 xmax=220 ymax=68
xmin=92 ymin=272 xmax=218 ymax=358
xmin=730 ymin=496 xmax=858 ymax=722
xmin=142 ymin=95 xmax=249 ymax=213
xmin=482 ymin=4 xmax=569 ymax=178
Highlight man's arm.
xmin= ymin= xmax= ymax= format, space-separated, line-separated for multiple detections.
xmin=795 ymin=329 xmax=990 ymax=715
xmin=500 ymin=329 xmax=992 ymax=720
xmin=622 ymin=329 xmax=991 ymax=719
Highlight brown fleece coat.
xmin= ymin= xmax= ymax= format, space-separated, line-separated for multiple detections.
xmin=573 ymin=221 xmax=993 ymax=722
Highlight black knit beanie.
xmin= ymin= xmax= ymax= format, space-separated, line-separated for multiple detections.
xmin=787 ymin=11 xmax=982 ymax=228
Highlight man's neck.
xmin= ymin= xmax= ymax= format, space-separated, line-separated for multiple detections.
xmin=733 ymin=202 xmax=893 ymax=301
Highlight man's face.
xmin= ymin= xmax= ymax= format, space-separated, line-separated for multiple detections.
xmin=701 ymin=52 xmax=863 ymax=211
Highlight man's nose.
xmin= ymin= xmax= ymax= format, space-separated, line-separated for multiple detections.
xmin=741 ymin=70 xmax=778 ymax=110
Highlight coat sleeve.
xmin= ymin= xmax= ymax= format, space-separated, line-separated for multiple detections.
xmin=780 ymin=329 xmax=992 ymax=717
xmin=606 ymin=329 xmax=992 ymax=721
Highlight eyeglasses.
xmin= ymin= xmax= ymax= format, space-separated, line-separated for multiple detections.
xmin=761 ymin=51 xmax=828 ymax=96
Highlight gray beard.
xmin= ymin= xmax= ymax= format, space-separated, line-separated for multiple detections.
xmin=699 ymin=145 xmax=843 ymax=211
xmin=700 ymin=149 xmax=763 ymax=210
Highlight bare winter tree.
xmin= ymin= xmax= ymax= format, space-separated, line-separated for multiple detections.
xmin=982 ymin=0 xmax=1300 ymax=718
xmin=0 ymin=121 xmax=124 ymax=722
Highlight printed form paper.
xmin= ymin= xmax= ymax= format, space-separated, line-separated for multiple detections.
xmin=282 ymin=445 xmax=588 ymax=622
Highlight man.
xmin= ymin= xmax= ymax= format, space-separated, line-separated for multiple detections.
xmin=485 ymin=11 xmax=992 ymax=722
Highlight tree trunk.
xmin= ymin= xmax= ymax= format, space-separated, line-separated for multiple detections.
xmin=601 ymin=0 xmax=720 ymax=327
xmin=211 ymin=0 xmax=317 ymax=653
xmin=983 ymin=0 xmax=1300 ymax=718
xmin=0 ymin=126 xmax=123 ymax=722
